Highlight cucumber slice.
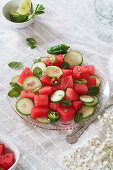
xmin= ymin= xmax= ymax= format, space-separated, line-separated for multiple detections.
xmin=79 ymin=95 xmax=94 ymax=103
xmin=79 ymin=106 xmax=95 ymax=118
xmin=83 ymin=96 xmax=99 ymax=107
xmin=11 ymin=75 xmax=22 ymax=86
xmin=89 ymin=75 xmax=101 ymax=87
xmin=64 ymin=50 xmax=83 ymax=66
xmin=22 ymin=76 xmax=42 ymax=92
xmin=50 ymin=90 xmax=65 ymax=103
xmin=31 ymin=62 xmax=46 ymax=72
xmin=16 ymin=97 xmax=34 ymax=116
xmin=35 ymin=117 xmax=51 ymax=124
xmin=40 ymin=57 xmax=49 ymax=61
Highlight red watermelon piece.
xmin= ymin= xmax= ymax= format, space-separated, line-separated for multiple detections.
xmin=34 ymin=95 xmax=48 ymax=107
xmin=87 ymin=77 xmax=96 ymax=87
xmin=72 ymin=101 xmax=83 ymax=112
xmin=41 ymin=74 xmax=52 ymax=86
xmin=18 ymin=67 xmax=33 ymax=84
xmin=74 ymin=83 xmax=88 ymax=95
xmin=49 ymin=102 xmax=60 ymax=111
xmin=66 ymin=88 xmax=78 ymax=101
xmin=0 ymin=144 xmax=4 ymax=155
xmin=61 ymin=69 xmax=73 ymax=77
xmin=57 ymin=105 xmax=75 ymax=122
xmin=21 ymin=90 xmax=35 ymax=101
xmin=39 ymin=86 xmax=53 ymax=96
xmin=31 ymin=107 xmax=48 ymax=118
xmin=60 ymin=75 xmax=73 ymax=90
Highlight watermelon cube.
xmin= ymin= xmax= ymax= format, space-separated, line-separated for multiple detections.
xmin=61 ymin=69 xmax=73 ymax=77
xmin=31 ymin=107 xmax=48 ymax=118
xmin=87 ymin=78 xmax=96 ymax=87
xmin=52 ymin=85 xmax=61 ymax=92
xmin=60 ymin=75 xmax=73 ymax=90
xmin=41 ymin=75 xmax=52 ymax=86
xmin=74 ymin=83 xmax=88 ymax=95
xmin=72 ymin=101 xmax=83 ymax=112
xmin=72 ymin=66 xmax=81 ymax=79
xmin=57 ymin=105 xmax=75 ymax=122
xmin=34 ymin=95 xmax=48 ymax=107
xmin=66 ymin=88 xmax=78 ymax=101
xmin=0 ymin=144 xmax=4 ymax=155
xmin=39 ymin=86 xmax=53 ymax=96
xmin=18 ymin=67 xmax=33 ymax=84
xmin=0 ymin=153 xmax=14 ymax=169
xmin=49 ymin=102 xmax=60 ymax=111
xmin=21 ymin=90 xmax=35 ymax=101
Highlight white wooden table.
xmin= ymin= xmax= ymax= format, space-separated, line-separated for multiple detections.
xmin=0 ymin=0 xmax=113 ymax=169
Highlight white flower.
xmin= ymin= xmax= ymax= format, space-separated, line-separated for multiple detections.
xmin=63 ymin=110 xmax=113 ymax=169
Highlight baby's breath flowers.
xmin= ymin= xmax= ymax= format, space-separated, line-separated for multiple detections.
xmin=63 ymin=110 xmax=113 ymax=170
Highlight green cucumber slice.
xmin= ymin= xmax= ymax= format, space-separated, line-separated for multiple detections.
xmin=79 ymin=106 xmax=95 ymax=118
xmin=88 ymin=86 xmax=100 ymax=96
xmin=31 ymin=62 xmax=46 ymax=72
xmin=47 ymin=111 xmax=59 ymax=122
xmin=40 ymin=57 xmax=49 ymax=61
xmin=79 ymin=95 xmax=94 ymax=103
xmin=16 ymin=97 xmax=34 ymax=116
xmin=89 ymin=75 xmax=101 ymax=87
xmin=50 ymin=90 xmax=65 ymax=103
xmin=35 ymin=117 xmax=51 ymax=124
xmin=64 ymin=50 xmax=83 ymax=66
xmin=11 ymin=75 xmax=22 ymax=86
xmin=22 ymin=76 xmax=42 ymax=92
xmin=83 ymin=96 xmax=99 ymax=107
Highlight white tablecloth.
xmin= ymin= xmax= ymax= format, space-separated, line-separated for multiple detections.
xmin=0 ymin=0 xmax=113 ymax=169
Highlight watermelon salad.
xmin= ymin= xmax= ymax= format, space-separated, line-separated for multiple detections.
xmin=8 ymin=46 xmax=101 ymax=124
xmin=0 ymin=143 xmax=15 ymax=170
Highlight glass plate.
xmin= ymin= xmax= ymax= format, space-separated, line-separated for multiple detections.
xmin=7 ymin=49 xmax=110 ymax=130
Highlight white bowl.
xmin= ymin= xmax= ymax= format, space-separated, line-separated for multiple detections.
xmin=0 ymin=138 xmax=20 ymax=170
xmin=2 ymin=0 xmax=35 ymax=29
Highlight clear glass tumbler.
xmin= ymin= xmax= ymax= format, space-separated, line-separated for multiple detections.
xmin=95 ymin=0 xmax=113 ymax=42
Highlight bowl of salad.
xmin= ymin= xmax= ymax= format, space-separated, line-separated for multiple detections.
xmin=0 ymin=139 xmax=19 ymax=170
xmin=7 ymin=44 xmax=110 ymax=130
xmin=2 ymin=0 xmax=45 ymax=29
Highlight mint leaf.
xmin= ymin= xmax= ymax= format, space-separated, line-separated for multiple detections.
xmin=10 ymin=82 xmax=22 ymax=92
xmin=74 ymin=112 xmax=83 ymax=124
xmin=61 ymin=99 xmax=72 ymax=107
xmin=33 ymin=67 xmax=42 ymax=78
xmin=26 ymin=38 xmax=37 ymax=49
xmin=27 ymin=4 xmax=45 ymax=21
xmin=8 ymin=89 xmax=20 ymax=97
xmin=8 ymin=62 xmax=23 ymax=69
xmin=61 ymin=62 xmax=70 ymax=69
xmin=88 ymin=86 xmax=100 ymax=95
xmin=33 ymin=58 xmax=41 ymax=64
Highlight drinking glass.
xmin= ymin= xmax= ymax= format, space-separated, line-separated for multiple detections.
xmin=94 ymin=0 xmax=113 ymax=42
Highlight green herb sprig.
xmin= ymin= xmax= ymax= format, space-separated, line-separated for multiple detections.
xmin=61 ymin=99 xmax=72 ymax=107
xmin=33 ymin=67 xmax=42 ymax=78
xmin=26 ymin=38 xmax=37 ymax=49
xmin=8 ymin=61 xmax=23 ymax=69
xmin=27 ymin=4 xmax=45 ymax=21
xmin=8 ymin=82 xmax=22 ymax=98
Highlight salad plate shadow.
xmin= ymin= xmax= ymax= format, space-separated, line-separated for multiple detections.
xmin=7 ymin=49 xmax=110 ymax=131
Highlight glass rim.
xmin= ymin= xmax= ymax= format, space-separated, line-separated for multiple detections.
xmin=94 ymin=0 xmax=113 ymax=19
